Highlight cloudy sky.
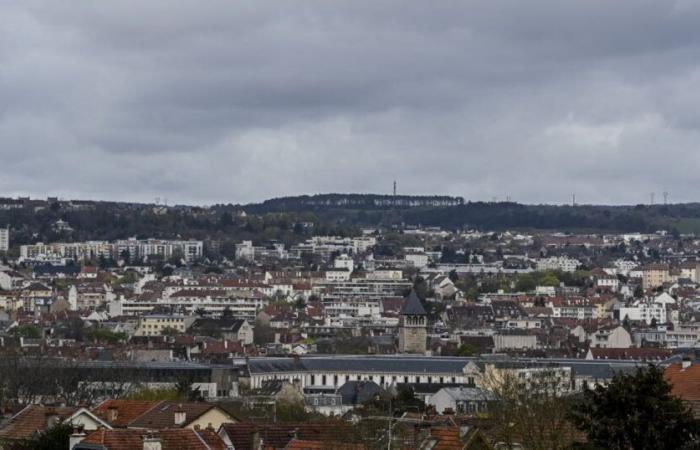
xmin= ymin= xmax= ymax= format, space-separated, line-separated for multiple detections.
xmin=2 ymin=1 xmax=700 ymax=205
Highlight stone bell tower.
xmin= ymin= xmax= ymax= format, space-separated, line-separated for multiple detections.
xmin=398 ymin=289 xmax=428 ymax=354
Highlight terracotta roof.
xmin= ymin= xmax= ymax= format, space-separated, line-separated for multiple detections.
xmin=77 ymin=428 xmax=226 ymax=450
xmin=285 ymin=439 xmax=366 ymax=449
xmin=0 ymin=405 xmax=77 ymax=441
xmin=128 ymin=402 xmax=223 ymax=429
xmin=587 ymin=348 xmax=673 ymax=361
xmin=425 ymin=426 xmax=463 ymax=450
xmin=220 ymin=423 xmax=345 ymax=450
xmin=666 ymin=363 xmax=700 ymax=402
xmin=92 ymin=400 xmax=160 ymax=428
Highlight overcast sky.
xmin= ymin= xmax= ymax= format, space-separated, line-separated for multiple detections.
xmin=2 ymin=1 xmax=700 ymax=205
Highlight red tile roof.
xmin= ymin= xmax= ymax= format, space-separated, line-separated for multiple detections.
xmin=78 ymin=428 xmax=226 ymax=450
xmin=666 ymin=363 xmax=700 ymax=401
xmin=127 ymin=402 xmax=224 ymax=429
xmin=220 ymin=423 xmax=348 ymax=450
xmin=92 ymin=400 xmax=160 ymax=428
xmin=0 ymin=405 xmax=77 ymax=441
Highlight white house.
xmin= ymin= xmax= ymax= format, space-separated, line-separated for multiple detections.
xmin=589 ymin=325 xmax=632 ymax=348
xmin=427 ymin=387 xmax=494 ymax=415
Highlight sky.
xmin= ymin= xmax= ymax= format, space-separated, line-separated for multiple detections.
xmin=2 ymin=1 xmax=700 ymax=206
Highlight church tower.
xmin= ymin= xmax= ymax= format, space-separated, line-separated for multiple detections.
xmin=398 ymin=290 xmax=428 ymax=354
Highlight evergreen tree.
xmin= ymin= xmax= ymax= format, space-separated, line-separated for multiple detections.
xmin=570 ymin=365 xmax=699 ymax=450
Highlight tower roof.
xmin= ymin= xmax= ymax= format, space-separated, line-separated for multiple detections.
xmin=400 ymin=289 xmax=427 ymax=316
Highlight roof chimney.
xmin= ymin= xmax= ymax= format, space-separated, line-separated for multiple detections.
xmin=69 ymin=427 xmax=87 ymax=450
xmin=143 ymin=434 xmax=162 ymax=450
xmin=682 ymin=356 xmax=692 ymax=370
xmin=45 ymin=409 xmax=60 ymax=429
xmin=107 ymin=406 xmax=118 ymax=423
xmin=174 ymin=405 xmax=186 ymax=426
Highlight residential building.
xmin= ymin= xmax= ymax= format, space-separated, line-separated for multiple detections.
xmin=427 ymin=387 xmax=494 ymax=414
xmin=0 ymin=227 xmax=8 ymax=252
xmin=589 ymin=325 xmax=632 ymax=348
xmin=134 ymin=315 xmax=196 ymax=337
xmin=642 ymin=263 xmax=670 ymax=290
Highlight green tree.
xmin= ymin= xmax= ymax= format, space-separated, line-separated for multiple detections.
xmin=539 ymin=271 xmax=560 ymax=287
xmin=455 ymin=343 xmax=478 ymax=357
xmin=515 ymin=274 xmax=536 ymax=292
xmin=12 ymin=325 xmax=41 ymax=339
xmin=570 ymin=365 xmax=699 ymax=450
xmin=126 ymin=387 xmax=182 ymax=401
xmin=11 ymin=421 xmax=73 ymax=450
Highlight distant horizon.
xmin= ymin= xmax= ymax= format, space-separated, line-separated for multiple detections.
xmin=0 ymin=191 xmax=693 ymax=209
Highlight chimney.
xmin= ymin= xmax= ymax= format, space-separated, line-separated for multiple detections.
xmin=224 ymin=340 xmax=228 ymax=350
xmin=107 ymin=406 xmax=118 ymax=423
xmin=174 ymin=405 xmax=186 ymax=426
xmin=45 ymin=409 xmax=60 ymax=428
xmin=682 ymin=356 xmax=692 ymax=370
xmin=143 ymin=434 xmax=162 ymax=450
xmin=251 ymin=429 xmax=262 ymax=450
xmin=69 ymin=427 xmax=86 ymax=450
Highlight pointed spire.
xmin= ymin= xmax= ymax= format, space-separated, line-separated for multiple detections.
xmin=400 ymin=289 xmax=427 ymax=316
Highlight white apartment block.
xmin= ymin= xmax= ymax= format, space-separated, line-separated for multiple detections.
xmin=617 ymin=302 xmax=667 ymax=325
xmin=20 ymin=238 xmax=203 ymax=263
xmin=333 ymin=254 xmax=355 ymax=272
xmin=536 ymin=256 xmax=581 ymax=273
xmin=405 ymin=253 xmax=429 ymax=268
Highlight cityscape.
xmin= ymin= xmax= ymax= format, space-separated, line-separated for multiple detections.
xmin=3 ymin=1 xmax=700 ymax=449
xmin=0 ymin=195 xmax=698 ymax=449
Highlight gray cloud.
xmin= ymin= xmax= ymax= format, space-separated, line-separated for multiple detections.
xmin=2 ymin=1 xmax=700 ymax=205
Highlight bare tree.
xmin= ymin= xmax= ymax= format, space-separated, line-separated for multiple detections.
xmin=481 ymin=366 xmax=577 ymax=450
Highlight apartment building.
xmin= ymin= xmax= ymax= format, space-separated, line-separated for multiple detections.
xmin=0 ymin=227 xmax=8 ymax=252
xmin=134 ymin=315 xmax=196 ymax=336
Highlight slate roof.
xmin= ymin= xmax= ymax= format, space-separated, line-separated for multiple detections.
xmin=438 ymin=387 xmax=496 ymax=402
xmin=337 ymin=380 xmax=381 ymax=405
xmin=400 ymin=290 xmax=427 ymax=316
xmin=246 ymin=355 xmax=648 ymax=380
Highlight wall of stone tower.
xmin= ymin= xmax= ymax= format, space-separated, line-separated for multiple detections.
xmin=399 ymin=325 xmax=427 ymax=354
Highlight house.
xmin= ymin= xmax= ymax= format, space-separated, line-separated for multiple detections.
xmin=589 ymin=325 xmax=632 ymax=349
xmin=429 ymin=275 xmax=461 ymax=300
xmin=91 ymin=400 xmax=237 ymax=430
xmin=417 ymin=426 xmax=494 ymax=450
xmin=427 ymin=387 xmax=495 ymax=415
xmin=218 ymin=423 xmax=346 ymax=450
xmin=304 ymin=393 xmax=345 ymax=416
xmin=0 ymin=405 xmax=78 ymax=443
xmin=134 ymin=315 xmax=196 ymax=337
xmin=256 ymin=380 xmax=304 ymax=405
xmin=190 ymin=318 xmax=254 ymax=345
xmin=285 ymin=438 xmax=366 ymax=449
xmin=585 ymin=348 xmax=673 ymax=361
xmin=337 ymin=381 xmax=381 ymax=406
xmin=642 ymin=264 xmax=670 ymax=290
xmin=665 ymin=361 xmax=700 ymax=417
xmin=74 ymin=428 xmax=227 ymax=450
xmin=0 ymin=270 xmax=25 ymax=290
